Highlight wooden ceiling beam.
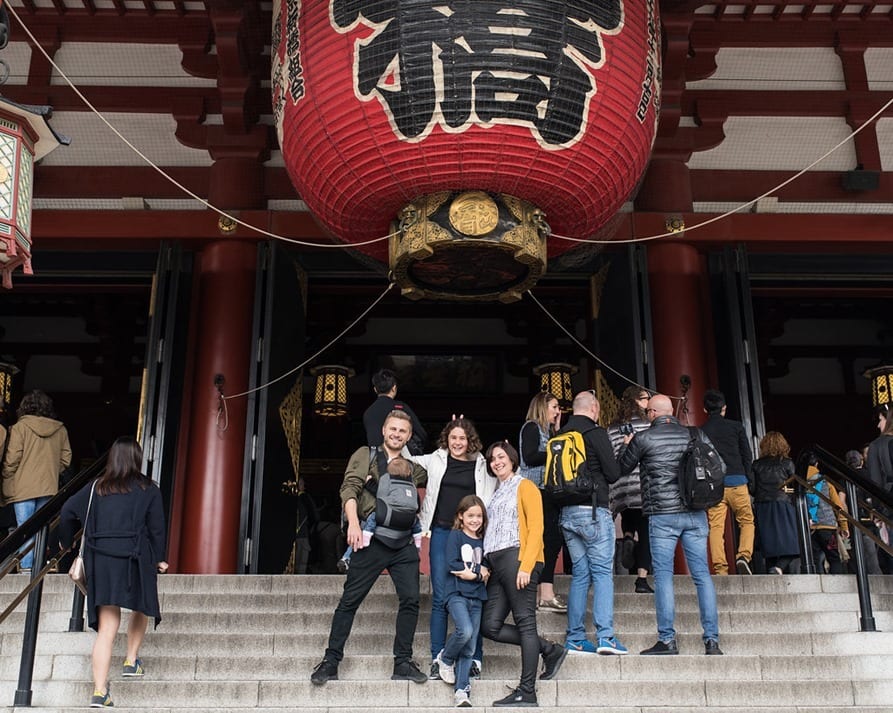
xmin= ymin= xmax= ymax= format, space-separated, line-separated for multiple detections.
xmin=27 ymin=210 xmax=893 ymax=256
xmin=9 ymin=12 xmax=213 ymax=43
xmin=1 ymin=85 xmax=230 ymax=114
xmin=682 ymin=89 xmax=893 ymax=118
xmin=691 ymin=22 xmax=893 ymax=48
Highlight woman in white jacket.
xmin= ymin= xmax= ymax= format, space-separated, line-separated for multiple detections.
xmin=411 ymin=417 xmax=495 ymax=680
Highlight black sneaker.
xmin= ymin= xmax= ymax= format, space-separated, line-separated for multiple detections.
xmin=735 ymin=558 xmax=752 ymax=575
xmin=620 ymin=536 xmax=636 ymax=570
xmin=428 ymin=659 xmax=441 ymax=680
xmin=336 ymin=558 xmax=349 ymax=574
xmin=392 ymin=660 xmax=427 ymax=684
xmin=705 ymin=640 xmax=724 ymax=655
xmin=310 ymin=658 xmax=338 ymax=685
xmin=540 ymin=642 xmax=567 ymax=680
xmin=634 ymin=577 xmax=654 ymax=594
xmin=493 ymin=688 xmax=538 ymax=707
xmin=640 ymin=640 xmax=678 ymax=655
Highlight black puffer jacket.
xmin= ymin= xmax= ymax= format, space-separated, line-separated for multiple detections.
xmin=618 ymin=415 xmax=706 ymax=516
xmin=751 ymin=456 xmax=795 ymax=502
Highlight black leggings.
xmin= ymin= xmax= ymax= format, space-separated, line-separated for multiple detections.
xmin=539 ymin=489 xmax=565 ymax=585
xmin=481 ymin=548 xmax=549 ymax=694
xmin=620 ymin=508 xmax=651 ymax=573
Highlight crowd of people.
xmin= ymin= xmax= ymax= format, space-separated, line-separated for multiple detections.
xmin=309 ymin=371 xmax=892 ymax=707
xmin=2 ymin=374 xmax=890 ymax=709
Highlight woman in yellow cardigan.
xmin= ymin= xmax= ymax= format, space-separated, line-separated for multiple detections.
xmin=480 ymin=441 xmax=567 ymax=707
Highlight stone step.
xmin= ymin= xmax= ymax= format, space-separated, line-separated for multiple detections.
xmin=5 ymin=652 xmax=891 ymax=683
xmin=3 ymin=573 xmax=893 ymax=597
xmin=10 ymin=709 xmax=893 ymax=713
xmin=6 ymin=677 xmax=890 ymax=709
xmin=10 ymin=701 xmax=893 ymax=713
xmin=0 ymin=624 xmax=893 ymax=661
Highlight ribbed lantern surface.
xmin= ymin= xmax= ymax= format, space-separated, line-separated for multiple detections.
xmin=273 ymin=0 xmax=661 ymax=263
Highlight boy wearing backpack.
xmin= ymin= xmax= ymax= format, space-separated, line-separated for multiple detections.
xmin=311 ymin=411 xmax=428 ymax=686
xmin=546 ymin=391 xmax=627 ymax=656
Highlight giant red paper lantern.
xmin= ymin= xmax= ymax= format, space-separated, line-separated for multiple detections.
xmin=273 ymin=0 xmax=660 ymax=300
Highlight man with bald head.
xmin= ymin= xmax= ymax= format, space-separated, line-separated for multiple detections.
xmin=556 ymin=390 xmax=627 ymax=655
xmin=617 ymin=394 xmax=721 ymax=656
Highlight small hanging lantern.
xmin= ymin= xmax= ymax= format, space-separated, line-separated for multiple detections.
xmin=0 ymin=7 xmax=70 ymax=289
xmin=533 ymin=362 xmax=578 ymax=413
xmin=0 ymin=360 xmax=19 ymax=419
xmin=310 ymin=365 xmax=355 ymax=417
xmin=864 ymin=364 xmax=893 ymax=413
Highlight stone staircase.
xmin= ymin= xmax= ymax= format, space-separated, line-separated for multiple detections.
xmin=1 ymin=573 xmax=892 ymax=712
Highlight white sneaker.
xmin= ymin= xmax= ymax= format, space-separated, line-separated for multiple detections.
xmin=454 ymin=690 xmax=472 ymax=707
xmin=435 ymin=652 xmax=456 ymax=685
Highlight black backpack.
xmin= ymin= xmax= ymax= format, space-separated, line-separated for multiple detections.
xmin=678 ymin=427 xmax=726 ymax=510
xmin=543 ymin=428 xmax=595 ymax=505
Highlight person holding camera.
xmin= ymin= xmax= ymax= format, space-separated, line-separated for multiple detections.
xmin=607 ymin=386 xmax=653 ymax=593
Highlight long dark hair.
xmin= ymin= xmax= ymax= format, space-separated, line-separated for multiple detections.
xmin=95 ymin=436 xmax=149 ymax=496
xmin=17 ymin=390 xmax=56 ymax=419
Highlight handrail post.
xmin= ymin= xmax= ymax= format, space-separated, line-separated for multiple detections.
xmin=14 ymin=525 xmax=48 ymax=707
xmin=68 ymin=586 xmax=86 ymax=632
xmin=794 ymin=478 xmax=817 ymax=574
xmin=845 ymin=479 xmax=876 ymax=632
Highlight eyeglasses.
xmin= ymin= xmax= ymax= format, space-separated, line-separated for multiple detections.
xmin=637 ymin=395 xmax=649 ymax=402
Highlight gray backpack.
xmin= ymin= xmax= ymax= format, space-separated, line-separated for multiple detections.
xmin=373 ymin=471 xmax=419 ymax=549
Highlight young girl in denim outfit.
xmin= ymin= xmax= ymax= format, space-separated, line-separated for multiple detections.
xmin=434 ymin=495 xmax=489 ymax=707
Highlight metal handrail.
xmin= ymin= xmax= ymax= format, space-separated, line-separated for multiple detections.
xmin=0 ymin=453 xmax=107 ymax=707
xmin=794 ymin=445 xmax=891 ymax=633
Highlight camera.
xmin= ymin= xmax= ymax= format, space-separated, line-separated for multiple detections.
xmin=619 ymin=422 xmax=635 ymax=436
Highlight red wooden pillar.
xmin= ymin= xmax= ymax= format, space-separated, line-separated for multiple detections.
xmin=646 ymin=241 xmax=710 ymax=424
xmin=639 ymin=158 xmax=717 ymax=573
xmin=177 ymin=239 xmax=256 ymax=573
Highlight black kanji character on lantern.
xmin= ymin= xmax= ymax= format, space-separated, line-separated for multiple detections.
xmin=331 ymin=0 xmax=623 ymax=147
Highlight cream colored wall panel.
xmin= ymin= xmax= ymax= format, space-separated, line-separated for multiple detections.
xmin=865 ymin=48 xmax=893 ymax=92
xmin=878 ymin=118 xmax=893 ymax=171
xmin=37 ymin=112 xmax=212 ymax=166
xmin=2 ymin=43 xmax=33 ymax=85
xmin=688 ymin=47 xmax=845 ymax=91
xmin=694 ymin=201 xmax=893 ymax=215
xmin=688 ymin=116 xmax=856 ymax=170
xmin=51 ymin=43 xmax=216 ymax=87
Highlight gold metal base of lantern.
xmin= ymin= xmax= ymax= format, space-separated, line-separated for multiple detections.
xmin=389 ymin=191 xmax=549 ymax=303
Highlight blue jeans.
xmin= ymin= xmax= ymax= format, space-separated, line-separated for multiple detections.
xmin=442 ymin=595 xmax=482 ymax=693
xmin=429 ymin=525 xmax=483 ymax=662
xmin=648 ymin=511 xmax=719 ymax=643
xmin=428 ymin=526 xmax=451 ymax=658
xmin=13 ymin=497 xmax=51 ymax=570
xmin=560 ymin=505 xmax=615 ymax=641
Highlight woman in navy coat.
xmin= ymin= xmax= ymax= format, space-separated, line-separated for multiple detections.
xmin=60 ymin=436 xmax=168 ymax=708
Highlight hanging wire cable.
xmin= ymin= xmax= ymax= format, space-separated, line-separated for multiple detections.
xmin=11 ymin=3 xmax=893 ymax=254
xmin=220 ymin=281 xmax=395 ymax=402
xmin=525 ymin=289 xmax=684 ymax=401
xmin=4 ymin=2 xmax=395 ymax=250
xmin=549 ymin=94 xmax=893 ymax=246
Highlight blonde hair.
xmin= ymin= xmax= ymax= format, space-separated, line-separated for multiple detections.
xmin=525 ymin=391 xmax=558 ymax=434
